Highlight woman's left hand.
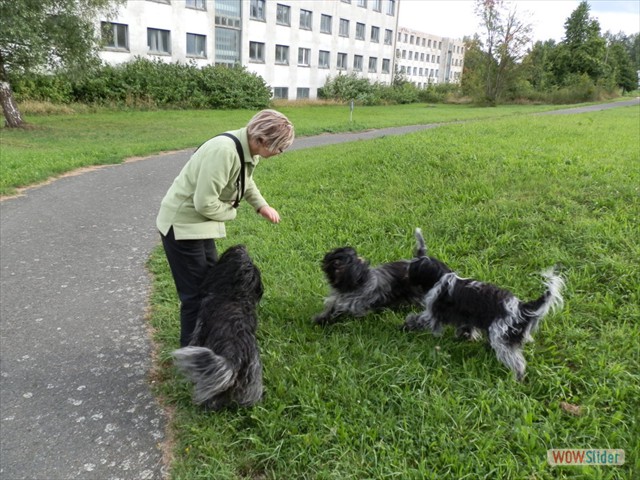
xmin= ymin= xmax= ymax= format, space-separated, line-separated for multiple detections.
xmin=258 ymin=205 xmax=281 ymax=224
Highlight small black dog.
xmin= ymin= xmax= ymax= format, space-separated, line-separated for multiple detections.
xmin=404 ymin=229 xmax=565 ymax=381
xmin=313 ymin=233 xmax=428 ymax=325
xmin=172 ymin=245 xmax=264 ymax=410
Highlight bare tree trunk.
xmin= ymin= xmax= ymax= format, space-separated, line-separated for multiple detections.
xmin=0 ymin=81 xmax=26 ymax=128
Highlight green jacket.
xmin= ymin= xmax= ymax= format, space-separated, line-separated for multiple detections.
xmin=156 ymin=127 xmax=268 ymax=240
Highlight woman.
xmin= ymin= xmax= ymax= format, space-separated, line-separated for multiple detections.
xmin=156 ymin=109 xmax=295 ymax=346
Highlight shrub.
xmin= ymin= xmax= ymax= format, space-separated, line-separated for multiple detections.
xmin=10 ymin=59 xmax=271 ymax=110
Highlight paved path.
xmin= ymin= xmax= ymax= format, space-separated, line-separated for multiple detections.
xmin=1 ymin=99 xmax=637 ymax=480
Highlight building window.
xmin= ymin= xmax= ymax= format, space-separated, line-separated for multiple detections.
xmin=353 ymin=54 xmax=363 ymax=71
xmin=408 ymin=51 xmax=412 ymax=60
xmin=320 ymin=14 xmax=332 ymax=34
xmin=101 ymin=22 xmax=129 ymax=50
xmin=147 ymin=0 xmax=169 ymax=3
xmin=300 ymin=9 xmax=312 ymax=30
xmin=298 ymin=47 xmax=310 ymax=66
xmin=147 ymin=28 xmax=171 ymax=54
xmin=250 ymin=0 xmax=265 ymax=20
xmin=186 ymin=33 xmax=206 ymax=57
xmin=372 ymin=0 xmax=382 ymax=11
xmin=337 ymin=52 xmax=347 ymax=70
xmin=382 ymin=58 xmax=390 ymax=73
xmin=296 ymin=88 xmax=310 ymax=99
xmin=368 ymin=56 xmax=377 ymax=72
xmin=273 ymin=87 xmax=289 ymax=99
xmin=319 ymin=50 xmax=330 ymax=68
xmin=249 ymin=41 xmax=265 ymax=62
xmin=276 ymin=4 xmax=291 ymax=26
xmin=215 ymin=27 xmax=240 ymax=64
xmin=216 ymin=0 xmax=241 ymax=27
xmin=186 ymin=0 xmax=205 ymax=10
xmin=339 ymin=18 xmax=349 ymax=37
xmin=355 ymin=22 xmax=365 ymax=40
xmin=386 ymin=0 xmax=396 ymax=15
xmin=357 ymin=0 xmax=367 ymax=7
xmin=384 ymin=29 xmax=392 ymax=45
xmin=370 ymin=26 xmax=380 ymax=43
xmin=275 ymin=44 xmax=289 ymax=64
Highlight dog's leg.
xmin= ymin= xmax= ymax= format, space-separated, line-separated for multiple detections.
xmin=489 ymin=329 xmax=526 ymax=381
xmin=456 ymin=326 xmax=483 ymax=341
xmin=312 ymin=298 xmax=345 ymax=325
xmin=414 ymin=228 xmax=427 ymax=257
xmin=202 ymin=391 xmax=233 ymax=411
xmin=403 ymin=311 xmax=442 ymax=335
xmin=233 ymin=357 xmax=264 ymax=407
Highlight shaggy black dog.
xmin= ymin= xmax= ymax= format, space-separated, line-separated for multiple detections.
xmin=403 ymin=229 xmax=565 ymax=381
xmin=313 ymin=233 xmax=429 ymax=325
xmin=172 ymin=245 xmax=264 ymax=410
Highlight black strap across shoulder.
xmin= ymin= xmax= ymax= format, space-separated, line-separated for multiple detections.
xmin=215 ymin=133 xmax=245 ymax=209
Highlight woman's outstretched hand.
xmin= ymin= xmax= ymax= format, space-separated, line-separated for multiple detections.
xmin=258 ymin=205 xmax=281 ymax=223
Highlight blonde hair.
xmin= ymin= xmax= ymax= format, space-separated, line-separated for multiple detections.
xmin=247 ymin=109 xmax=295 ymax=153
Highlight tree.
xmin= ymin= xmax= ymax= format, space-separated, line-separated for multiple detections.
xmin=0 ymin=0 xmax=123 ymax=128
xmin=460 ymin=35 xmax=485 ymax=98
xmin=473 ymin=0 xmax=532 ymax=104
xmin=522 ymin=39 xmax=559 ymax=92
xmin=553 ymin=1 xmax=607 ymax=84
xmin=603 ymin=32 xmax=639 ymax=91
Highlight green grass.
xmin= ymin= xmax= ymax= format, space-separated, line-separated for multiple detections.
xmin=1 ymin=102 xmax=577 ymax=196
xmin=146 ymin=106 xmax=639 ymax=479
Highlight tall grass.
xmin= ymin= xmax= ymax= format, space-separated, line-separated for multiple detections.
xmin=148 ymin=106 xmax=639 ymax=479
xmin=2 ymin=103 xmax=575 ymax=196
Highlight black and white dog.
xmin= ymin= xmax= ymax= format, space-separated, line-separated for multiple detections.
xmin=404 ymin=229 xmax=565 ymax=381
xmin=172 ymin=245 xmax=264 ymax=410
xmin=313 ymin=234 xmax=429 ymax=325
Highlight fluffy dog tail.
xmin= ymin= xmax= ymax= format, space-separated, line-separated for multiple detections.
xmin=521 ymin=267 xmax=565 ymax=341
xmin=172 ymin=346 xmax=236 ymax=405
xmin=414 ymin=228 xmax=427 ymax=258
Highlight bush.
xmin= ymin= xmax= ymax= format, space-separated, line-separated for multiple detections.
xmin=10 ymin=58 xmax=271 ymax=110
xmin=319 ymin=73 xmax=379 ymax=104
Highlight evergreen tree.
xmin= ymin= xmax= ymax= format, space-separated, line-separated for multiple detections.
xmin=554 ymin=1 xmax=607 ymax=84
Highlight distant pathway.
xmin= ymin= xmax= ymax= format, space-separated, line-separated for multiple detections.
xmin=0 ymin=99 xmax=637 ymax=480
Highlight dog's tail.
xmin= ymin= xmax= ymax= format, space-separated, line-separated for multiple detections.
xmin=172 ymin=346 xmax=237 ymax=405
xmin=521 ymin=267 xmax=565 ymax=341
xmin=414 ymin=228 xmax=427 ymax=258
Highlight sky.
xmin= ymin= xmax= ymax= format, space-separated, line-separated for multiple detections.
xmin=398 ymin=0 xmax=640 ymax=42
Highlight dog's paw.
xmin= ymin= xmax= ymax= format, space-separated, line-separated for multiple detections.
xmin=312 ymin=314 xmax=331 ymax=326
xmin=402 ymin=313 xmax=423 ymax=331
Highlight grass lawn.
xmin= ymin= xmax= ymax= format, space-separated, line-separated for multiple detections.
xmin=146 ymin=105 xmax=639 ymax=479
xmin=1 ymin=102 xmax=578 ymax=196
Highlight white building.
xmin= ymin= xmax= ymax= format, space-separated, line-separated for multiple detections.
xmin=99 ymin=0 xmax=400 ymax=100
xmin=395 ymin=27 xmax=465 ymax=87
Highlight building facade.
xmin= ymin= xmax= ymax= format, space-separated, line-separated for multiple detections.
xmin=99 ymin=0 xmax=400 ymax=100
xmin=395 ymin=27 xmax=465 ymax=87
xmin=98 ymin=1 xmax=465 ymax=99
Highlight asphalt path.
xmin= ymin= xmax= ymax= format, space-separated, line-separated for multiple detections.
xmin=1 ymin=98 xmax=637 ymax=480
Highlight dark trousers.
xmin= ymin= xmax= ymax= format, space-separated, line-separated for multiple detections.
xmin=160 ymin=227 xmax=218 ymax=347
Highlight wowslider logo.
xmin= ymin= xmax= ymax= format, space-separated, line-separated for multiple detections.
xmin=548 ymin=449 xmax=625 ymax=466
